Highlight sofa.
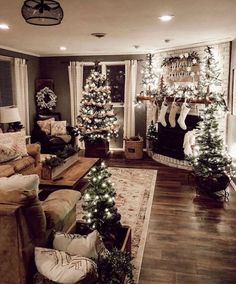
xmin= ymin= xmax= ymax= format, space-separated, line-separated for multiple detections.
xmin=0 ymin=143 xmax=41 ymax=178
xmin=0 ymin=182 xmax=81 ymax=284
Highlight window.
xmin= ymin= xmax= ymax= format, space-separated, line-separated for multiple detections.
xmin=0 ymin=56 xmax=14 ymax=107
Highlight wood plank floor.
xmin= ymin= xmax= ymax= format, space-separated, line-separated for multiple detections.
xmin=106 ymin=152 xmax=236 ymax=284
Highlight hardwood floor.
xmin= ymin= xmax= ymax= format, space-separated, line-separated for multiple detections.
xmin=106 ymin=152 xmax=236 ymax=284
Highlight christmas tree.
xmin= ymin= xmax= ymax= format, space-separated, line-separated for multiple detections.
xmin=77 ymin=67 xmax=119 ymax=142
xmin=199 ymin=46 xmax=224 ymax=104
xmin=141 ymin=53 xmax=158 ymax=95
xmin=188 ymin=46 xmax=232 ymax=193
xmin=82 ymin=161 xmax=121 ymax=238
xmin=190 ymin=104 xmax=231 ymax=178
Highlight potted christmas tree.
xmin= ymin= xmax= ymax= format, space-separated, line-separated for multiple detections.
xmin=188 ymin=47 xmax=232 ymax=198
xmin=82 ymin=161 xmax=133 ymax=283
xmin=77 ymin=65 xmax=119 ymax=157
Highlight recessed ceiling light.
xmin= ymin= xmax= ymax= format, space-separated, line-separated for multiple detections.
xmin=0 ymin=23 xmax=9 ymax=30
xmin=60 ymin=46 xmax=67 ymax=51
xmin=159 ymin=15 xmax=174 ymax=22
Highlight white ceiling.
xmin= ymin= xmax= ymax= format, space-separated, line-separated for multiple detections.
xmin=0 ymin=0 xmax=236 ymax=57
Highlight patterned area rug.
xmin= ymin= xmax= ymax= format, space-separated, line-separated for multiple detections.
xmin=77 ymin=167 xmax=157 ymax=283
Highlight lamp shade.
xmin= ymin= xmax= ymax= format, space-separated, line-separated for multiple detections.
xmin=0 ymin=107 xmax=21 ymax=123
xmin=21 ymin=0 xmax=64 ymax=26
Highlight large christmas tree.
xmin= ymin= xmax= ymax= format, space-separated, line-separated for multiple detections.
xmin=189 ymin=46 xmax=232 ymax=192
xmin=77 ymin=68 xmax=119 ymax=142
xmin=82 ymin=161 xmax=121 ymax=238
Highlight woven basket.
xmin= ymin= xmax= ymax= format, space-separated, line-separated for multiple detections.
xmin=124 ymin=136 xmax=143 ymax=159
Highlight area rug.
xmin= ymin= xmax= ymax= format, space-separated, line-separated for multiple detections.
xmin=77 ymin=167 xmax=157 ymax=283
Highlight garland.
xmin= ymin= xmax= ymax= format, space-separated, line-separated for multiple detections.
xmin=161 ymin=51 xmax=200 ymax=67
xmin=36 ymin=87 xmax=57 ymax=110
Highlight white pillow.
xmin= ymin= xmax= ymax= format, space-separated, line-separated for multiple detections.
xmin=37 ymin=118 xmax=55 ymax=135
xmin=53 ymin=230 xmax=108 ymax=260
xmin=0 ymin=136 xmax=19 ymax=163
xmin=0 ymin=131 xmax=28 ymax=157
xmin=0 ymin=174 xmax=39 ymax=192
xmin=35 ymin=247 xmax=97 ymax=284
xmin=51 ymin=120 xmax=67 ymax=136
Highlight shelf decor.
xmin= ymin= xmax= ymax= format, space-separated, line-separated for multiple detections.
xmin=162 ymin=51 xmax=200 ymax=85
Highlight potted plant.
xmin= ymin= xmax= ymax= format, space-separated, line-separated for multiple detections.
xmin=188 ymin=104 xmax=232 ymax=197
xmin=187 ymin=47 xmax=232 ymax=198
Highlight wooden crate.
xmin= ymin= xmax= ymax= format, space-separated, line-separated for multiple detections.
xmin=85 ymin=139 xmax=109 ymax=158
xmin=41 ymin=153 xmax=79 ymax=180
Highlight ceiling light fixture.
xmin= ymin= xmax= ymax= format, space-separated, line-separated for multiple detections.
xmin=0 ymin=23 xmax=10 ymax=30
xmin=91 ymin=33 xmax=106 ymax=38
xmin=60 ymin=46 xmax=67 ymax=51
xmin=159 ymin=15 xmax=174 ymax=22
xmin=21 ymin=0 xmax=64 ymax=26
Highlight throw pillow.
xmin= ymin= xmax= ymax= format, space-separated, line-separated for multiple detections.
xmin=35 ymin=247 xmax=97 ymax=284
xmin=0 ymin=173 xmax=39 ymax=190
xmin=0 ymin=174 xmax=46 ymax=246
xmin=51 ymin=120 xmax=67 ymax=136
xmin=0 ymin=141 xmax=18 ymax=163
xmin=37 ymin=118 xmax=55 ymax=135
xmin=53 ymin=230 xmax=108 ymax=260
xmin=0 ymin=131 xmax=28 ymax=157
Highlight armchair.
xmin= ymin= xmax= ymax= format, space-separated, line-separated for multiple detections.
xmin=31 ymin=112 xmax=76 ymax=154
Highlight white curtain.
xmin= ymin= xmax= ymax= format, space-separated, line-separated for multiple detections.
xmin=14 ymin=58 xmax=29 ymax=134
xmin=68 ymin=61 xmax=83 ymax=127
xmin=124 ymin=60 xmax=137 ymax=138
xmin=68 ymin=61 xmax=84 ymax=148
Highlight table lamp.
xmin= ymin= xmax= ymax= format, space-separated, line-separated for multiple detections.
xmin=0 ymin=106 xmax=21 ymax=132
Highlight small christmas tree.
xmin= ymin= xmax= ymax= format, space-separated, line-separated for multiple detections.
xmin=82 ymin=161 xmax=121 ymax=238
xmin=141 ymin=53 xmax=158 ymax=96
xmin=190 ymin=104 xmax=231 ymax=178
xmin=188 ymin=46 xmax=232 ymax=195
xmin=77 ymin=67 xmax=119 ymax=142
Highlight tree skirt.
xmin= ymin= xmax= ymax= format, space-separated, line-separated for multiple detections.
xmin=77 ymin=167 xmax=157 ymax=283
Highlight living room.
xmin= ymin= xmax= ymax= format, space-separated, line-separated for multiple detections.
xmin=0 ymin=1 xmax=236 ymax=284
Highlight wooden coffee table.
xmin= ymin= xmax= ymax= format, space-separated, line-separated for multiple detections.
xmin=40 ymin=157 xmax=99 ymax=190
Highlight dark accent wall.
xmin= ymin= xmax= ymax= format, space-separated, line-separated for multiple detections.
xmin=40 ymin=54 xmax=147 ymax=139
xmin=0 ymin=48 xmax=40 ymax=131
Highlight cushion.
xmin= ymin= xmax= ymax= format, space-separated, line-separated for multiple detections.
xmin=37 ymin=118 xmax=55 ymax=135
xmin=0 ymin=173 xmax=39 ymax=191
xmin=0 ymin=174 xmax=39 ymax=204
xmin=53 ymin=230 xmax=108 ymax=260
xmin=41 ymin=190 xmax=81 ymax=230
xmin=0 ymin=174 xmax=46 ymax=245
xmin=35 ymin=247 xmax=97 ymax=284
xmin=0 ymin=165 xmax=15 ymax=177
xmin=0 ymin=131 xmax=28 ymax=158
xmin=0 ymin=133 xmax=19 ymax=163
xmin=51 ymin=120 xmax=67 ymax=136
xmin=8 ymin=156 xmax=35 ymax=172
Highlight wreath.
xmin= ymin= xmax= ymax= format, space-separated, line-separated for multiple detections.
xmin=36 ymin=87 xmax=57 ymax=110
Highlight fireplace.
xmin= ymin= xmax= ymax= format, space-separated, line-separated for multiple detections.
xmin=153 ymin=114 xmax=200 ymax=160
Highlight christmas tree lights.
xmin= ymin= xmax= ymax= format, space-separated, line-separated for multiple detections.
xmin=77 ymin=68 xmax=119 ymax=142
xmin=82 ymin=161 xmax=121 ymax=238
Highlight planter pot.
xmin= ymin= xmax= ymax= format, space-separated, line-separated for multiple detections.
xmin=195 ymin=174 xmax=230 ymax=197
xmin=85 ymin=139 xmax=109 ymax=158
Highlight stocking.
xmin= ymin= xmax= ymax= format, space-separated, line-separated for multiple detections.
xmin=177 ymin=102 xmax=190 ymax=130
xmin=183 ymin=130 xmax=196 ymax=156
xmin=168 ymin=102 xmax=179 ymax=128
xmin=158 ymin=101 xmax=168 ymax=127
